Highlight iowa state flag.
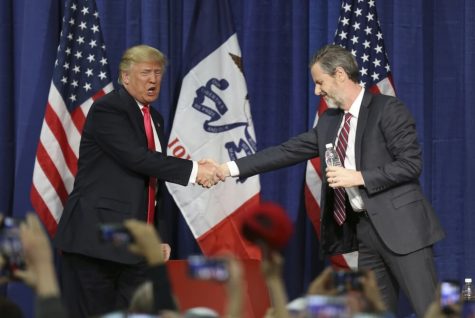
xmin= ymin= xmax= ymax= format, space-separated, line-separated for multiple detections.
xmin=166 ymin=0 xmax=261 ymax=259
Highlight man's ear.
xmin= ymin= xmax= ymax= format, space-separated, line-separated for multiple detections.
xmin=334 ymin=66 xmax=347 ymax=82
xmin=121 ymin=72 xmax=129 ymax=85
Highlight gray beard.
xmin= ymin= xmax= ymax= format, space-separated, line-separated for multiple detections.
xmin=325 ymin=97 xmax=340 ymax=109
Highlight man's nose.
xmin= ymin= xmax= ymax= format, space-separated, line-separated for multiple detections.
xmin=315 ymin=84 xmax=322 ymax=96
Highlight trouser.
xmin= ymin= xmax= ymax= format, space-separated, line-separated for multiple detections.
xmin=60 ymin=252 xmax=148 ymax=318
xmin=356 ymin=214 xmax=438 ymax=318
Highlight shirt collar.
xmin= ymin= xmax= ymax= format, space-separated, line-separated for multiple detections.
xmin=346 ymin=87 xmax=365 ymax=119
xmin=136 ymin=101 xmax=151 ymax=114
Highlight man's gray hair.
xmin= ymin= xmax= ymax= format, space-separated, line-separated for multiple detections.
xmin=310 ymin=44 xmax=359 ymax=83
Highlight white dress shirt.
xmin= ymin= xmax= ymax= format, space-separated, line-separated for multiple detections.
xmin=335 ymin=87 xmax=365 ymax=212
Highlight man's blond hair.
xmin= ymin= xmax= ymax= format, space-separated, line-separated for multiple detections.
xmin=118 ymin=45 xmax=167 ymax=85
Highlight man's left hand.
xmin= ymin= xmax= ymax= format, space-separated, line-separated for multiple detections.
xmin=326 ymin=166 xmax=365 ymax=188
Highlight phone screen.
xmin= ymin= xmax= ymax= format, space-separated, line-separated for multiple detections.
xmin=306 ymin=295 xmax=347 ymax=318
xmin=187 ymin=255 xmax=229 ymax=282
xmin=0 ymin=217 xmax=25 ymax=277
xmin=441 ymin=281 xmax=461 ymax=308
xmin=98 ymin=223 xmax=133 ymax=246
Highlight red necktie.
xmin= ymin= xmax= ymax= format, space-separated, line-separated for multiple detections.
xmin=333 ymin=113 xmax=352 ymax=225
xmin=142 ymin=105 xmax=157 ymax=224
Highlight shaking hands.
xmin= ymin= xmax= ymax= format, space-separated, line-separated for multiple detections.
xmin=196 ymin=159 xmax=230 ymax=188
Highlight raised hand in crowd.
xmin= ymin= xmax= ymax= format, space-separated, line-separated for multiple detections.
xmin=307 ymin=266 xmax=389 ymax=317
xmin=423 ymin=284 xmax=461 ymax=318
xmin=306 ymin=266 xmax=338 ymax=296
xmin=13 ymin=214 xmax=59 ymax=298
xmin=346 ymin=269 xmax=387 ymax=316
xmin=124 ymin=219 xmax=179 ymax=316
xmin=4 ymin=213 xmax=69 ymax=318
xmin=224 ymin=255 xmax=245 ymax=318
xmin=124 ymin=219 xmax=166 ymax=265
xmin=196 ymin=159 xmax=225 ymax=188
xmin=260 ymin=246 xmax=291 ymax=318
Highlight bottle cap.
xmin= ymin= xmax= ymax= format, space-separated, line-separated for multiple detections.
xmin=466 ymin=278 xmax=472 ymax=283
xmin=325 ymin=143 xmax=333 ymax=149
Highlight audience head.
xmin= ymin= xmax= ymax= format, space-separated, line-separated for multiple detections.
xmin=241 ymin=202 xmax=293 ymax=251
xmin=306 ymin=266 xmax=388 ymax=317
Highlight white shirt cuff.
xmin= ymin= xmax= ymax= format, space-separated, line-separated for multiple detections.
xmin=188 ymin=161 xmax=199 ymax=184
xmin=227 ymin=161 xmax=240 ymax=177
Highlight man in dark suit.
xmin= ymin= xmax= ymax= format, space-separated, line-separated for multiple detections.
xmin=53 ymin=45 xmax=221 ymax=317
xmin=218 ymin=44 xmax=445 ymax=317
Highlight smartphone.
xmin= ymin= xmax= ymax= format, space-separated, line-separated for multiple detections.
xmin=98 ymin=223 xmax=133 ymax=246
xmin=187 ymin=255 xmax=229 ymax=282
xmin=0 ymin=217 xmax=26 ymax=277
xmin=306 ymin=294 xmax=347 ymax=318
xmin=332 ymin=270 xmax=364 ymax=295
xmin=441 ymin=280 xmax=461 ymax=313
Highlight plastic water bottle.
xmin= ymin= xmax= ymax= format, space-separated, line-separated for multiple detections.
xmin=325 ymin=143 xmax=342 ymax=167
xmin=462 ymin=278 xmax=474 ymax=301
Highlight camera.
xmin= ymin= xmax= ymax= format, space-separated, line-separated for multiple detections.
xmin=187 ymin=255 xmax=229 ymax=282
xmin=440 ymin=280 xmax=460 ymax=314
xmin=332 ymin=270 xmax=364 ymax=294
xmin=98 ymin=223 xmax=133 ymax=246
xmin=0 ymin=217 xmax=25 ymax=277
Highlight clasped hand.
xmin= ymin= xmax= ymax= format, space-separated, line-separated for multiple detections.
xmin=326 ymin=166 xmax=365 ymax=188
xmin=196 ymin=159 xmax=230 ymax=188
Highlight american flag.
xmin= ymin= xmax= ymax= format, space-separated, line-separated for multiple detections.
xmin=31 ymin=0 xmax=113 ymax=237
xmin=304 ymin=0 xmax=395 ymax=269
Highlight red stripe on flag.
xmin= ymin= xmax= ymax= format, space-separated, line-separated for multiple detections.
xmin=197 ymin=194 xmax=262 ymax=260
xmin=35 ymin=143 xmax=69 ymax=205
xmin=318 ymin=99 xmax=328 ymax=116
xmin=71 ymin=89 xmax=106 ymax=133
xmin=92 ymin=88 xmax=106 ymax=101
xmin=44 ymin=102 xmax=78 ymax=175
xmin=387 ymin=74 xmax=395 ymax=89
xmin=369 ymin=85 xmax=381 ymax=95
xmin=30 ymin=186 xmax=58 ymax=237
xmin=309 ymin=157 xmax=323 ymax=179
xmin=71 ymin=106 xmax=86 ymax=134
xmin=304 ymin=184 xmax=321 ymax=237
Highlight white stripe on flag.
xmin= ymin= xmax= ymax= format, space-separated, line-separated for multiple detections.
xmin=376 ymin=77 xmax=396 ymax=96
xmin=305 ymin=163 xmax=322 ymax=206
xmin=38 ymin=118 xmax=76 ymax=193
xmin=32 ymin=159 xmax=64 ymax=222
xmin=48 ymin=84 xmax=82 ymax=157
xmin=80 ymin=83 xmax=114 ymax=115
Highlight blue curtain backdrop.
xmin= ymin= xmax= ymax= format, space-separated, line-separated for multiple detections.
xmin=1 ymin=0 xmax=474 ymax=317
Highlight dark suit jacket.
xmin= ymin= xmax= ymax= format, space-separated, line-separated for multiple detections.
xmin=54 ymin=87 xmax=193 ymax=264
xmin=235 ymin=91 xmax=445 ymax=255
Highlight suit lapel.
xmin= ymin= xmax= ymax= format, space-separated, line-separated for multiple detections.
xmin=354 ymin=91 xmax=372 ymax=169
xmin=119 ymin=87 xmax=146 ymax=135
xmin=150 ymin=109 xmax=166 ymax=152
xmin=118 ymin=87 xmax=165 ymax=152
